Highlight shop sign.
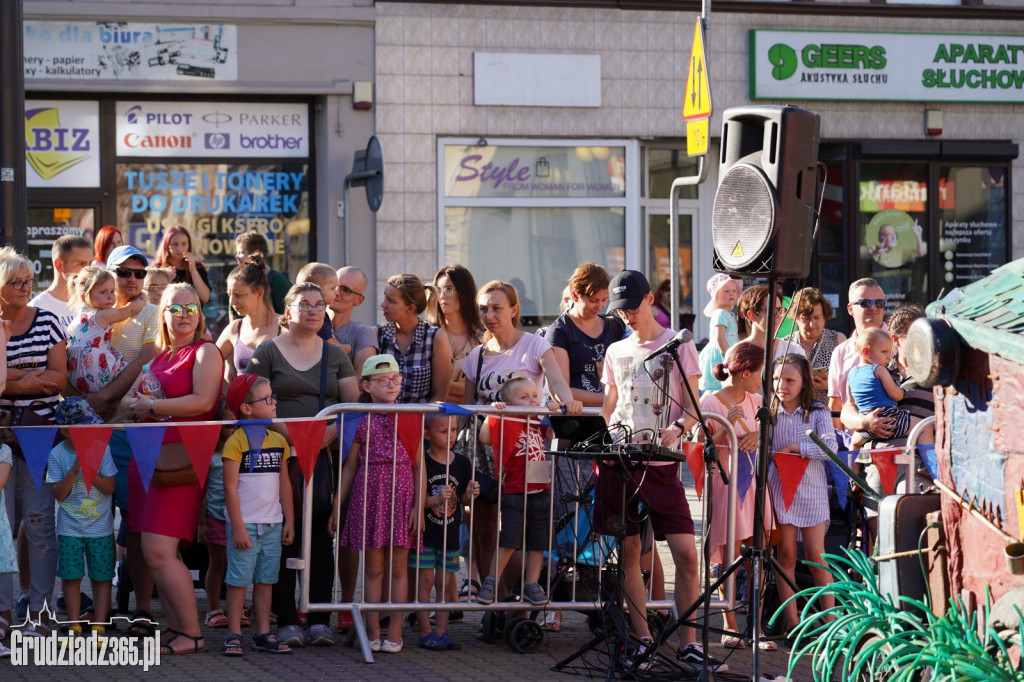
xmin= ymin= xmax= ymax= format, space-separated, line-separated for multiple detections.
xmin=24 ymin=22 xmax=238 ymax=81
xmin=443 ymin=144 xmax=626 ymax=199
xmin=24 ymin=100 xmax=100 ymax=188
xmin=115 ymin=101 xmax=308 ymax=158
xmin=751 ymin=29 xmax=1024 ymax=103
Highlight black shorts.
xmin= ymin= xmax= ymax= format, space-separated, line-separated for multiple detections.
xmin=593 ymin=464 xmax=694 ymax=538
xmin=499 ymin=490 xmax=551 ymax=552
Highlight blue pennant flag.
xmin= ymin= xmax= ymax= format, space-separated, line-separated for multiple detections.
xmin=918 ymin=444 xmax=938 ymax=480
xmin=240 ymin=420 xmax=272 ymax=473
xmin=125 ymin=424 xmax=168 ymax=492
xmin=828 ymin=459 xmax=850 ymax=511
xmin=13 ymin=426 xmax=59 ymax=490
xmin=437 ymin=402 xmax=475 ymax=416
xmin=341 ymin=412 xmax=366 ymax=462
xmin=735 ymin=449 xmax=756 ymax=505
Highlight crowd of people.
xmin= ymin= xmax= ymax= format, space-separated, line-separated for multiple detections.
xmin=0 ymin=225 xmax=934 ymax=668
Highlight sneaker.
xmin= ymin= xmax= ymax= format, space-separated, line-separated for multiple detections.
xmin=522 ymin=582 xmax=549 ymax=606
xmin=368 ymin=638 xmax=381 ymax=652
xmin=307 ymin=624 xmax=334 ymax=647
xmin=337 ymin=611 xmax=354 ymax=634
xmin=625 ymin=638 xmax=655 ymax=672
xmin=14 ymin=590 xmax=29 ymax=621
xmin=418 ymin=633 xmax=446 ymax=651
xmin=276 ymin=624 xmax=305 ymax=649
xmin=676 ymin=643 xmax=729 ymax=673
xmin=439 ymin=632 xmax=461 ymax=650
xmin=476 ymin=576 xmax=497 ymax=604
xmin=381 ymin=639 xmax=403 ymax=654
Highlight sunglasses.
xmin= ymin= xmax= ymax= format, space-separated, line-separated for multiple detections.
xmin=854 ymin=298 xmax=887 ymax=309
xmin=369 ymin=375 xmax=403 ymax=386
xmin=245 ymin=394 xmax=277 ymax=406
xmin=115 ymin=267 xmax=147 ymax=280
xmin=166 ymin=303 xmax=200 ymax=317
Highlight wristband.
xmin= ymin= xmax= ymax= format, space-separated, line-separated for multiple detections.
xmin=148 ymin=398 xmax=157 ymax=415
xmin=672 ymin=419 xmax=685 ymax=432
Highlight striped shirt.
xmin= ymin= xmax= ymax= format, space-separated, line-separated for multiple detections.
xmin=376 ymin=319 xmax=438 ymax=404
xmin=1 ymin=308 xmax=67 ymax=421
xmin=767 ymin=402 xmax=836 ymax=527
xmin=108 ymin=303 xmax=160 ymax=423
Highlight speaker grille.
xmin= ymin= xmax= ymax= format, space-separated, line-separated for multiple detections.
xmin=711 ymin=163 xmax=775 ymax=271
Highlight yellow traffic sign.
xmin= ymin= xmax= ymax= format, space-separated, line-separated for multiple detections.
xmin=683 ymin=18 xmax=712 ymax=121
xmin=686 ymin=119 xmax=708 ymax=156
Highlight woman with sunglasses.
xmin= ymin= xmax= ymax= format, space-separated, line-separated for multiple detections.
xmin=152 ymin=226 xmax=211 ymax=304
xmin=120 ymin=283 xmax=224 ymax=655
xmin=783 ymin=287 xmax=847 ymax=404
xmin=245 ymin=282 xmax=360 ymax=648
xmin=736 ymin=284 xmax=805 ymax=368
xmin=0 ymin=246 xmax=66 ymax=639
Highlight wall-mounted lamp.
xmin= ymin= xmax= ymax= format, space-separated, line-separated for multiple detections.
xmin=536 ymin=157 xmax=550 ymax=177
xmin=353 ymin=82 xmax=373 ymax=110
xmin=925 ymin=109 xmax=943 ymax=136
xmin=476 ymin=137 xmax=488 ymax=147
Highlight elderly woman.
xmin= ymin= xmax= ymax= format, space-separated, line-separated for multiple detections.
xmin=121 ymin=283 xmax=223 ymax=655
xmin=0 ymin=246 xmax=67 ymax=637
xmin=377 ymin=273 xmax=451 ymax=403
xmin=547 ymin=263 xmax=624 ymax=407
xmin=785 ymin=287 xmax=847 ymax=403
xmin=245 ymin=282 xmax=360 ymax=648
xmin=216 ymin=254 xmax=281 ymax=383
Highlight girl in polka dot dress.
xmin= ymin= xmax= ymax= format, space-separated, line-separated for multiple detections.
xmin=332 ymin=354 xmax=423 ymax=653
xmin=66 ymin=267 xmax=146 ymax=394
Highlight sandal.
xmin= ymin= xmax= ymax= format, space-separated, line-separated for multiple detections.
xmin=160 ymin=631 xmax=207 ymax=655
xmin=758 ymin=639 xmax=778 ymax=651
xmin=128 ymin=610 xmax=156 ymax=638
xmin=458 ymin=579 xmax=481 ymax=603
xmin=205 ymin=610 xmax=229 ymax=628
xmin=253 ymin=631 xmax=291 ymax=654
xmin=721 ymin=635 xmax=746 ymax=649
xmin=221 ymin=633 xmax=244 ymax=657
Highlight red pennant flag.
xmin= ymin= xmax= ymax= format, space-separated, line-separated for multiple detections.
xmin=285 ymin=419 xmax=329 ymax=485
xmin=681 ymin=441 xmax=705 ymax=500
xmin=179 ymin=423 xmax=222 ymax=487
xmin=397 ymin=412 xmax=425 ymax=467
xmin=67 ymin=426 xmax=114 ymax=495
xmin=870 ymin=449 xmax=901 ymax=496
xmin=773 ymin=452 xmax=810 ymax=511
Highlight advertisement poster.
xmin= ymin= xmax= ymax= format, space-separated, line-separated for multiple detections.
xmin=24 ymin=22 xmax=237 ymax=81
xmin=25 ymin=100 xmax=101 ymax=188
xmin=938 ymin=166 xmax=1008 ymax=289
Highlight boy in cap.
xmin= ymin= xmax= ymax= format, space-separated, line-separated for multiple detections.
xmin=220 ymin=374 xmax=294 ymax=656
xmin=46 ymin=397 xmax=117 ymax=639
xmin=597 ymin=270 xmax=727 ymax=673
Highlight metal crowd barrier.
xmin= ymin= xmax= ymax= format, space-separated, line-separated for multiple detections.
xmin=290 ymin=403 xmax=739 ymax=663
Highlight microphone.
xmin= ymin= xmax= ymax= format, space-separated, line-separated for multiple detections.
xmin=645 ymin=329 xmax=693 ymax=361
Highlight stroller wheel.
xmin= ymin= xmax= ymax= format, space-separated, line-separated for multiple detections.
xmin=506 ymin=618 xmax=544 ymax=654
xmin=481 ymin=611 xmax=504 ymax=644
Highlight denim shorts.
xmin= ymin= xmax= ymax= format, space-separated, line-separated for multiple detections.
xmin=225 ymin=522 xmax=283 ymax=586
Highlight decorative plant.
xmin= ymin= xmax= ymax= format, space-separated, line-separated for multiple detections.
xmin=774 ymin=548 xmax=1024 ymax=681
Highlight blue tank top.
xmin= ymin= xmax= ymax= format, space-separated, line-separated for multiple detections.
xmin=848 ymin=364 xmax=898 ymax=410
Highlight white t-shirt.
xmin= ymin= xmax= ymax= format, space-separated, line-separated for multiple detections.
xmin=463 ymin=332 xmax=552 ymax=403
xmin=29 ymin=290 xmax=75 ymax=332
xmin=602 ymin=328 xmax=700 ymax=441
xmin=109 ymin=303 xmax=160 ymax=423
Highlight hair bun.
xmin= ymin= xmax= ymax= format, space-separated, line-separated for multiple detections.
xmin=712 ymin=363 xmax=730 ymax=382
xmin=243 ymin=253 xmax=267 ymax=270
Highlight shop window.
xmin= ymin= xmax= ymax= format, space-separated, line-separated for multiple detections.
xmin=938 ymin=165 xmax=1008 ymax=290
xmin=117 ymin=162 xmax=309 ymax=333
xmin=646 ymin=149 xmax=698 ymax=200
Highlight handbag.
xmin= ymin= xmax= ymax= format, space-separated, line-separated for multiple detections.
xmin=466 ymin=347 xmax=499 ymax=505
xmin=289 ymin=341 xmax=335 ymax=519
xmin=152 ymin=464 xmax=199 ymax=487
xmin=0 ymin=400 xmax=57 ymax=448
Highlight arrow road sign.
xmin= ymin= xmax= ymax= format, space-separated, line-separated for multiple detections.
xmin=683 ymin=18 xmax=712 ymax=121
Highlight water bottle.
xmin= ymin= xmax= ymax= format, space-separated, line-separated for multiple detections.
xmin=139 ymin=364 xmax=169 ymax=420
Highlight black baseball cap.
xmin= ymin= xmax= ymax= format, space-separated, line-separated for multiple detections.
xmin=607 ymin=270 xmax=651 ymax=312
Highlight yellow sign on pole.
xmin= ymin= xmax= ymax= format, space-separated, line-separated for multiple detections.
xmin=686 ymin=119 xmax=708 ymax=156
xmin=683 ymin=18 xmax=712 ymax=121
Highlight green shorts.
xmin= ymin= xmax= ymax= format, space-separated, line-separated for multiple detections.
xmin=409 ymin=547 xmax=460 ymax=573
xmin=57 ymin=535 xmax=115 ymax=582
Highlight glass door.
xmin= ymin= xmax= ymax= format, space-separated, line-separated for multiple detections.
xmin=646 ymin=211 xmax=695 ymax=334
xmin=26 ymin=206 xmax=98 ymax=292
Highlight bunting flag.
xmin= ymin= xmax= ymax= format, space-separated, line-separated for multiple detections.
xmin=13 ymin=426 xmax=59 ymax=490
xmin=67 ymin=426 xmax=114 ymax=494
xmin=870 ymin=448 xmax=901 ymax=496
xmin=828 ymin=459 xmax=850 ymax=510
xmin=240 ymin=420 xmax=272 ymax=473
xmin=180 ymin=423 xmax=223 ymax=487
xmin=773 ymin=452 xmax=810 ymax=511
xmin=285 ymin=419 xmax=329 ymax=485
xmin=397 ymin=412 xmax=426 ymax=466
xmin=341 ymin=412 xmax=367 ymax=461
xmin=681 ymin=441 xmax=705 ymax=500
xmin=125 ymin=424 xmax=168 ymax=492
xmin=437 ymin=402 xmax=474 ymax=416
xmin=918 ymin=445 xmax=938 ymax=480
xmin=736 ymin=449 xmax=756 ymax=505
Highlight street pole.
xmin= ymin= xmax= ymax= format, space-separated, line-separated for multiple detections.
xmin=0 ymin=0 xmax=28 ymax=251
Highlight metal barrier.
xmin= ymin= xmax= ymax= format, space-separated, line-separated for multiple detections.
xmin=290 ymin=402 xmax=740 ymax=663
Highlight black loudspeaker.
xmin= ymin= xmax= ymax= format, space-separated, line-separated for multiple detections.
xmin=711 ymin=105 xmax=821 ymax=278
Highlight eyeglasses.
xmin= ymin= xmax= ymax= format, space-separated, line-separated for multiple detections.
xmin=245 ymin=394 xmax=277 ymax=406
xmin=756 ymin=306 xmax=785 ymax=317
xmin=369 ymin=375 xmax=403 ymax=386
xmin=289 ymin=303 xmax=327 ymax=314
xmin=166 ymin=303 xmax=200 ymax=317
xmin=854 ymin=298 xmax=887 ymax=310
xmin=115 ymin=267 xmax=147 ymax=280
xmin=613 ymin=307 xmax=641 ymax=319
xmin=439 ymin=285 xmax=457 ymax=296
xmin=337 ymin=284 xmax=364 ymax=298
xmin=5 ymin=277 xmax=35 ymax=291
